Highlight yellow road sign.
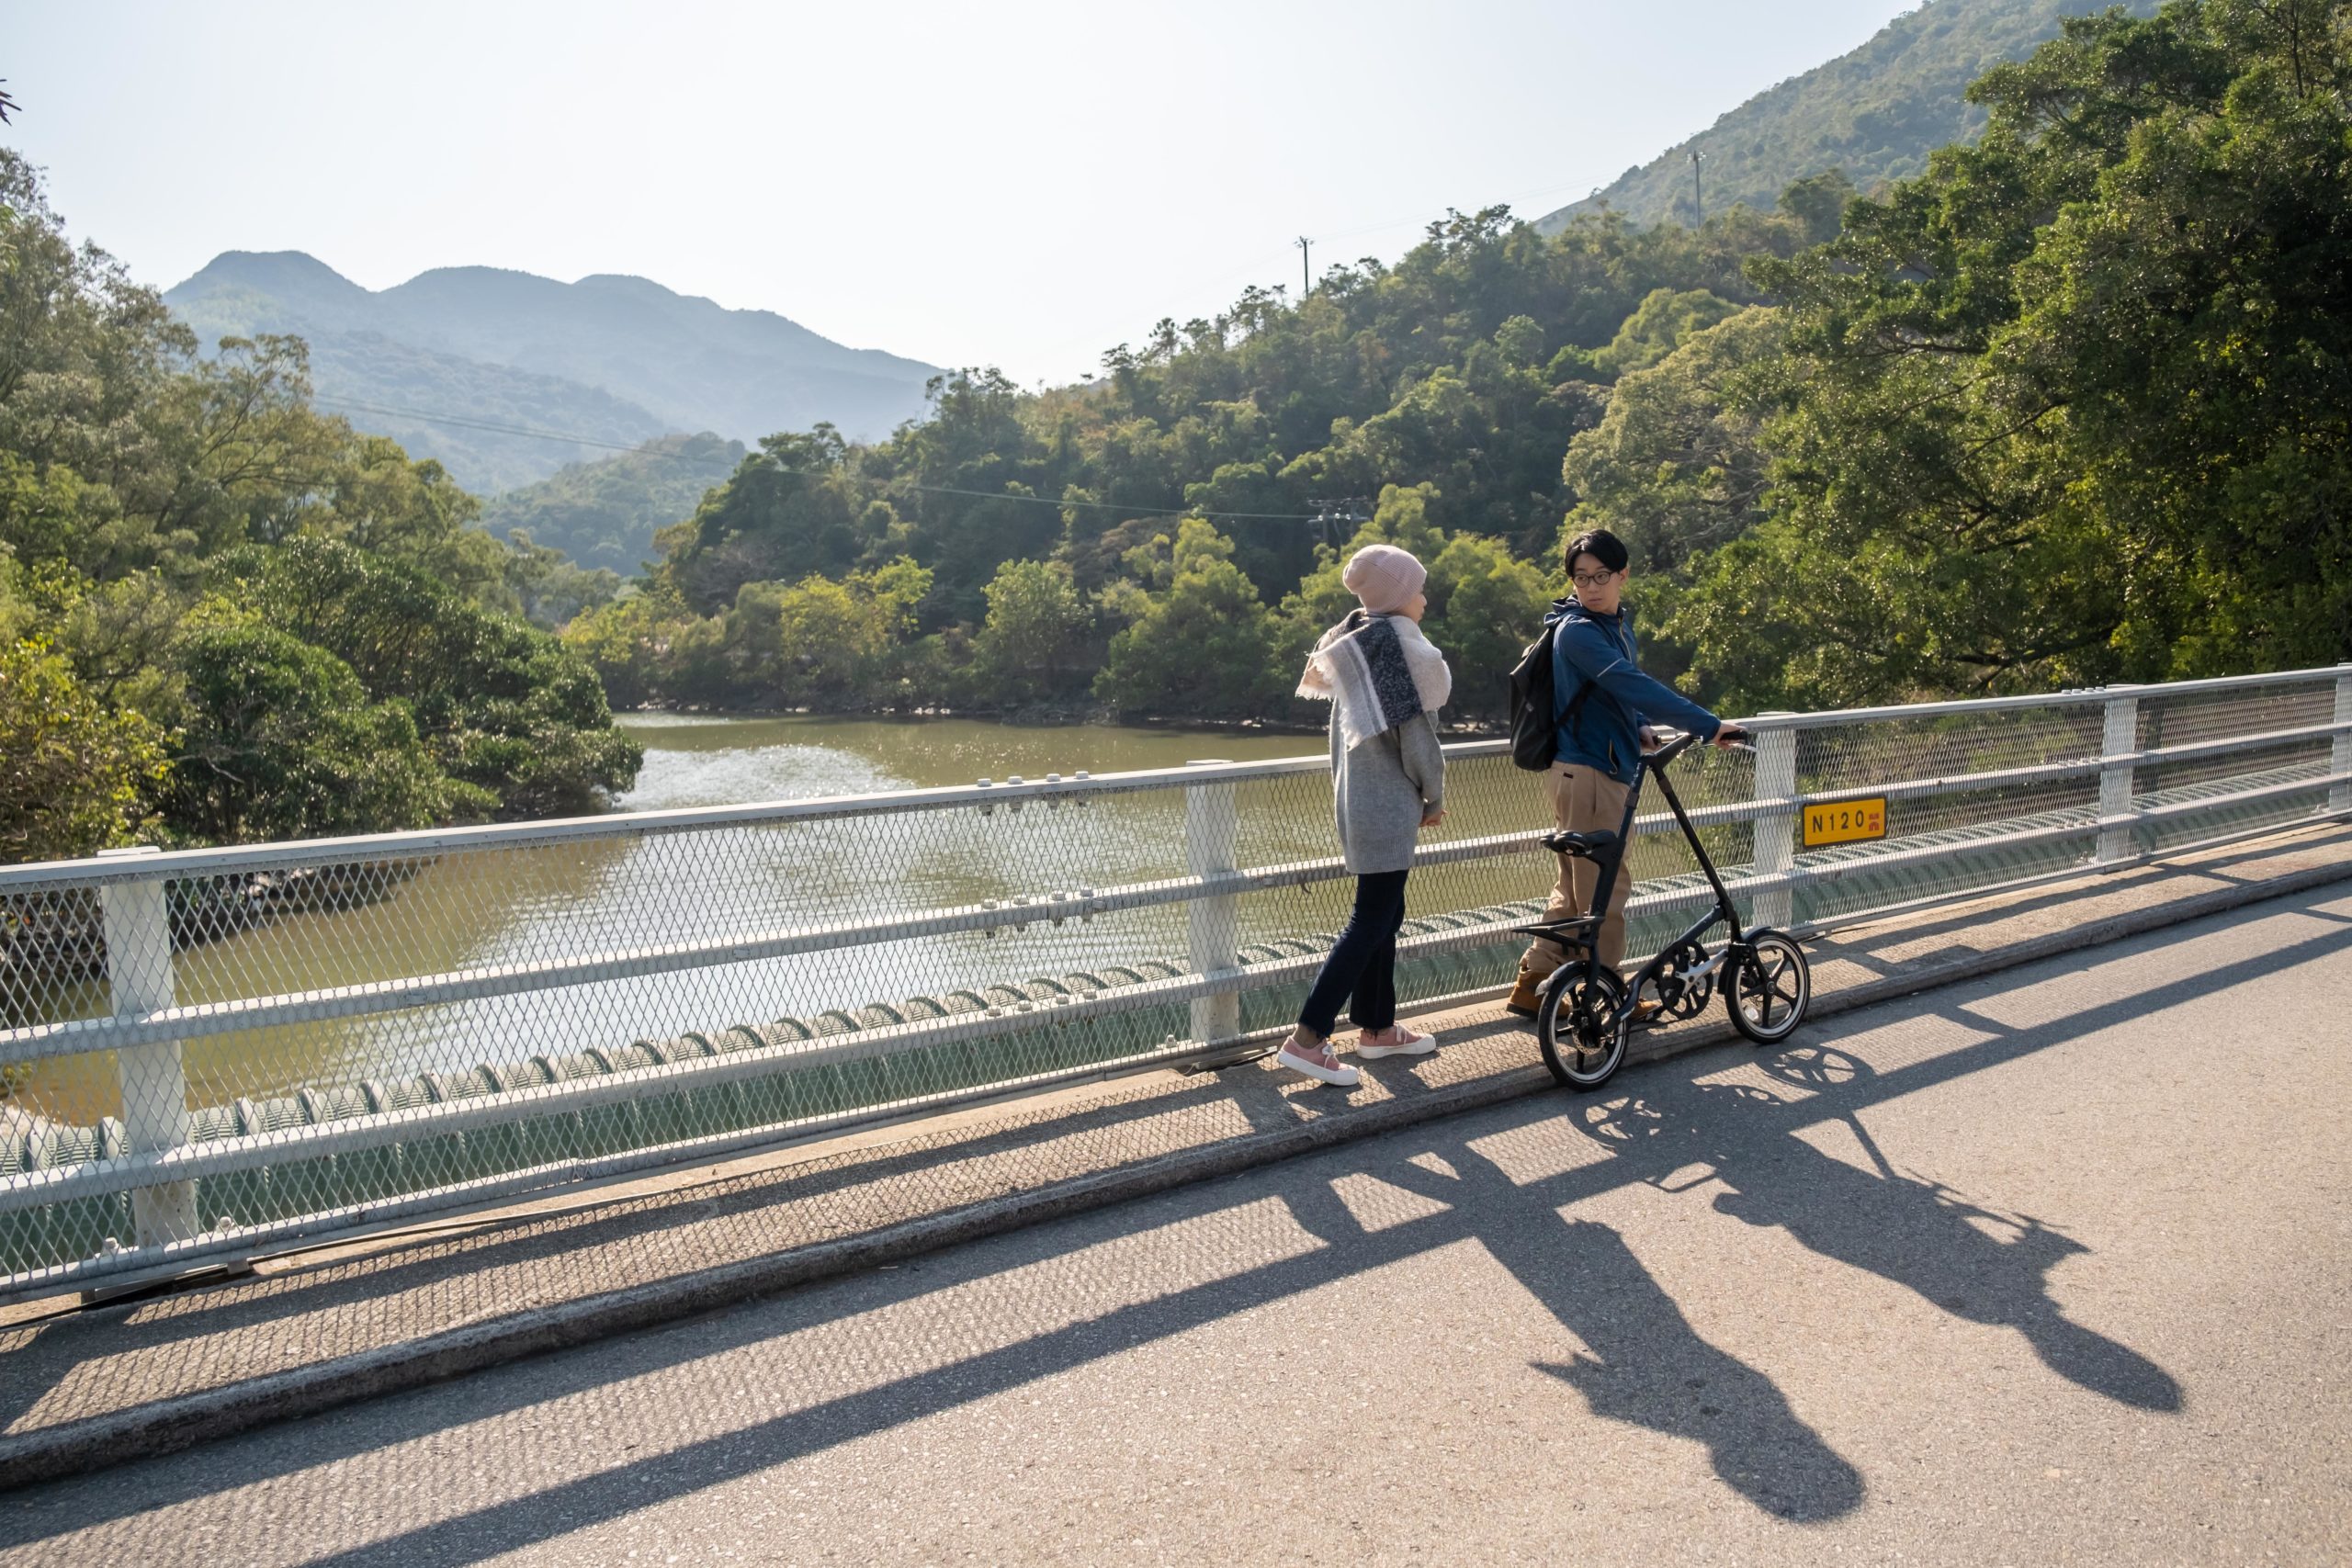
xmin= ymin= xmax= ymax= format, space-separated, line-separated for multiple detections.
xmin=1802 ymin=796 xmax=1888 ymax=849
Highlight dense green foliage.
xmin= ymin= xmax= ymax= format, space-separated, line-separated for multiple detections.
xmin=1634 ymin=0 xmax=2352 ymax=707
xmin=575 ymin=204 xmax=1825 ymax=723
xmin=1539 ymin=0 xmax=2161 ymax=231
xmin=0 ymin=633 xmax=169 ymax=862
xmin=571 ymin=0 xmax=2346 ymax=729
xmin=480 ymin=432 xmax=744 ymax=574
xmin=0 ymin=154 xmax=640 ymax=861
xmin=11 ymin=0 xmax=2340 ymax=864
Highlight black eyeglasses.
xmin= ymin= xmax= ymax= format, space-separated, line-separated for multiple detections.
xmin=1571 ymin=570 xmax=1620 ymax=589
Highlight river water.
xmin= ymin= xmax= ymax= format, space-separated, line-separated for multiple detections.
xmin=610 ymin=715 xmax=1315 ymax=807
xmin=21 ymin=718 xmax=1356 ymax=1122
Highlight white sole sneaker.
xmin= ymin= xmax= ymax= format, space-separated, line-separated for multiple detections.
xmin=1354 ymin=1031 xmax=1436 ymax=1060
xmin=1275 ymin=1043 xmax=1362 ymax=1087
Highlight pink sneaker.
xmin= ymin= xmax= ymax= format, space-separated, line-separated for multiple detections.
xmin=1355 ymin=1025 xmax=1435 ymax=1060
xmin=1275 ymin=1032 xmax=1361 ymax=1087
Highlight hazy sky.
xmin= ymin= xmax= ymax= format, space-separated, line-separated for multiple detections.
xmin=6 ymin=0 xmax=1914 ymax=386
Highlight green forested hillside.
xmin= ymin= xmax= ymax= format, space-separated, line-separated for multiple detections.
xmin=1537 ymin=0 xmax=2160 ymax=231
xmin=481 ymin=433 xmax=746 ymax=573
xmin=0 ymin=154 xmax=640 ymax=864
xmin=570 ymin=0 xmax=2350 ymax=727
xmin=562 ymin=202 xmax=1829 ymax=722
xmin=10 ymin=0 xmax=2342 ymax=867
xmin=1633 ymin=0 xmax=2352 ymax=708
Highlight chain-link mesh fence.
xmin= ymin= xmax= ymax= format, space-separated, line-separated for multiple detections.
xmin=4 ymin=666 xmax=2347 ymax=1292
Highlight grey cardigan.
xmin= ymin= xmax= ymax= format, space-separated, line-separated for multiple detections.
xmin=1329 ymin=710 xmax=1445 ymax=874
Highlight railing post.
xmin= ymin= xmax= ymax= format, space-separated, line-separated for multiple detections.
xmin=2332 ymin=664 xmax=2352 ymax=817
xmin=96 ymin=847 xmax=198 ymax=1247
xmin=1183 ymin=761 xmax=1241 ymax=1043
xmin=2098 ymin=687 xmax=2143 ymax=865
xmin=1750 ymin=720 xmax=1798 ymax=930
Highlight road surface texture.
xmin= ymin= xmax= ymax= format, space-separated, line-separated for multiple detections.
xmin=4 ymin=884 xmax=2348 ymax=1564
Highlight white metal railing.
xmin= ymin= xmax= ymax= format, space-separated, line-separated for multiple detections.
xmin=1 ymin=663 xmax=2347 ymax=1296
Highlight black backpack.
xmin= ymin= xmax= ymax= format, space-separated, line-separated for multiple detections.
xmin=1508 ymin=604 xmax=1592 ymax=771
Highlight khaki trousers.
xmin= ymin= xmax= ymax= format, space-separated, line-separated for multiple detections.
xmin=1518 ymin=763 xmax=1633 ymax=979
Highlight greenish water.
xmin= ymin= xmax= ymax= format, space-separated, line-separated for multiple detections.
xmin=609 ymin=715 xmax=1317 ymax=809
xmin=20 ymin=718 xmax=1356 ymax=1122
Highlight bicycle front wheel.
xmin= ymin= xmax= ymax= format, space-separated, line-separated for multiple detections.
xmin=1727 ymin=931 xmax=1810 ymax=1044
xmin=1536 ymin=967 xmax=1629 ymax=1091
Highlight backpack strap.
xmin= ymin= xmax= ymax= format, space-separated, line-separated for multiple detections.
xmin=1559 ymin=673 xmax=1596 ymax=739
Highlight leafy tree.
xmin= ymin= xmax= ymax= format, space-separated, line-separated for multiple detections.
xmin=162 ymin=614 xmax=461 ymax=843
xmin=502 ymin=529 xmax=622 ymax=628
xmin=215 ymin=538 xmax=641 ymax=820
xmin=1425 ymin=534 xmax=1553 ymax=719
xmin=1096 ymin=521 xmax=1283 ymax=718
xmin=1587 ymin=288 xmax=1741 ymax=380
xmin=1561 ymin=307 xmax=1787 ymax=573
xmin=0 ymin=637 xmax=168 ymax=863
xmin=1663 ymin=0 xmax=2352 ymax=708
xmin=1777 ymin=169 xmax=1858 ymax=244
xmin=560 ymin=595 xmax=667 ymax=710
xmin=972 ymin=558 xmax=1091 ymax=703
xmin=729 ymin=557 xmax=933 ymax=709
xmin=659 ymin=426 xmax=866 ymax=615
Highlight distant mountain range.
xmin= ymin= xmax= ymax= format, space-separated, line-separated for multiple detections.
xmin=1538 ymin=0 xmax=2161 ymax=231
xmin=164 ymin=253 xmax=942 ymax=492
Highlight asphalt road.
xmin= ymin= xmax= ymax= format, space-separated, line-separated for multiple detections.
xmin=5 ymin=885 xmax=2349 ymax=1566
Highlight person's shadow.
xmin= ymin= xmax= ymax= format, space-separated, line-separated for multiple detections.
xmin=1708 ymin=1140 xmax=2180 ymax=1411
xmin=1283 ymin=1134 xmax=1868 ymax=1522
xmin=1581 ymin=1049 xmax=2182 ymax=1414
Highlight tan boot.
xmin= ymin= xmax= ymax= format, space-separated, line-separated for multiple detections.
xmin=1504 ymin=969 xmax=1546 ymax=1020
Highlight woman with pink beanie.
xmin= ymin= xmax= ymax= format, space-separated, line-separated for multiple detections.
xmin=1277 ymin=543 xmax=1452 ymax=1087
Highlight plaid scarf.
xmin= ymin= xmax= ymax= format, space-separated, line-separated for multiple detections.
xmin=1297 ymin=610 xmax=1453 ymax=750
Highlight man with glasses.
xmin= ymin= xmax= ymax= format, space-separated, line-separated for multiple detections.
xmin=1506 ymin=527 xmax=1747 ymax=1020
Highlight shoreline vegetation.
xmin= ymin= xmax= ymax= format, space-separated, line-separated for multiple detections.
xmin=6 ymin=0 xmax=2348 ymax=876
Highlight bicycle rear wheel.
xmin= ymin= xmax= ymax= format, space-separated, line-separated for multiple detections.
xmin=1536 ymin=967 xmax=1629 ymax=1091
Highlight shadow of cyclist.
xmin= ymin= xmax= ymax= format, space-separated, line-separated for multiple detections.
xmin=1577 ymin=1047 xmax=2181 ymax=1415
xmin=1707 ymin=1133 xmax=2179 ymax=1412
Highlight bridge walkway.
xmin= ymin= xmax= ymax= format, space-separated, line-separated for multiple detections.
xmin=0 ymin=822 xmax=2347 ymax=1503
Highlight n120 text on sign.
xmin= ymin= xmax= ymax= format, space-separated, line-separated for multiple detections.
xmin=1802 ymin=796 xmax=1888 ymax=849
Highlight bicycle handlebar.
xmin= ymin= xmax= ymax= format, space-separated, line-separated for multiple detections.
xmin=1645 ymin=728 xmax=1756 ymax=765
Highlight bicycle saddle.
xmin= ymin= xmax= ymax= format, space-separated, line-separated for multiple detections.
xmin=1543 ymin=829 xmax=1620 ymax=858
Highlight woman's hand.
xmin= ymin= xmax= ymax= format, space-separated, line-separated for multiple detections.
xmin=1421 ymin=807 xmax=1446 ymax=828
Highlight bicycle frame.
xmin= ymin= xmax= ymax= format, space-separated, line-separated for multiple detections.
xmin=1513 ymin=731 xmax=1757 ymax=1028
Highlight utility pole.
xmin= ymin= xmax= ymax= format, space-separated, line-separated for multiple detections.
xmin=1296 ymin=236 xmax=1311 ymax=300
xmin=1687 ymin=149 xmax=1706 ymax=227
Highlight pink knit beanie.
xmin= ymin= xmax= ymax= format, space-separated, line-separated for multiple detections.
xmin=1340 ymin=543 xmax=1426 ymax=614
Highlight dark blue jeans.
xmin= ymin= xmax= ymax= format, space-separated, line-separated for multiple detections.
xmin=1298 ymin=870 xmax=1409 ymax=1038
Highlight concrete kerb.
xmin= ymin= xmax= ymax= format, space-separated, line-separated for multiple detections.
xmin=3 ymin=840 xmax=2349 ymax=1491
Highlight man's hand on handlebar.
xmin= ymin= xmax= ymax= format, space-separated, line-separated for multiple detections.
xmin=1713 ymin=722 xmax=1751 ymax=750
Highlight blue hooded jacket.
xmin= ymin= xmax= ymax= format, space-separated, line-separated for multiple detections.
xmin=1548 ymin=597 xmax=1723 ymax=784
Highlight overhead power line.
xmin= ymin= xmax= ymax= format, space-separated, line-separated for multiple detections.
xmin=315 ymin=396 xmax=670 ymax=453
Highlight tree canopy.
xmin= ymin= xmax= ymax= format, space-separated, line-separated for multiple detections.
xmin=1644 ymin=0 xmax=2352 ymax=708
xmin=0 ymin=151 xmax=639 ymax=863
